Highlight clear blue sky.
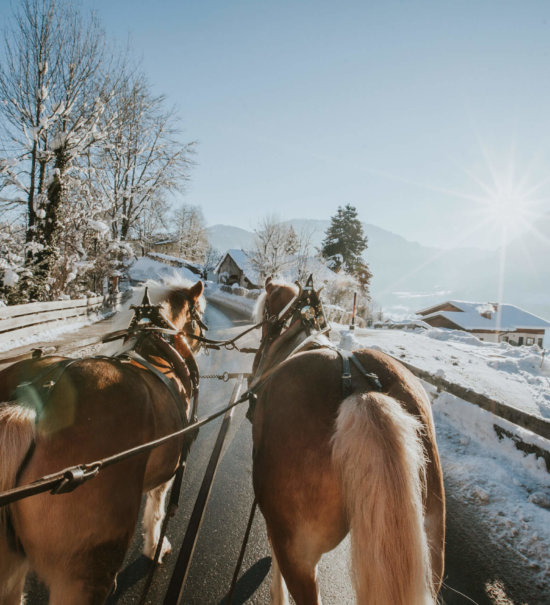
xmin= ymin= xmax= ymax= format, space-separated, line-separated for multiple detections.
xmin=10 ymin=0 xmax=550 ymax=249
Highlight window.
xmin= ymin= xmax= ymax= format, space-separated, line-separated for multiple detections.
xmin=538 ymin=338 xmax=544 ymax=347
xmin=518 ymin=337 xmax=524 ymax=345
xmin=526 ymin=337 xmax=534 ymax=345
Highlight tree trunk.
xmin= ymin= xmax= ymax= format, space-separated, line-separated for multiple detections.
xmin=29 ymin=145 xmax=68 ymax=300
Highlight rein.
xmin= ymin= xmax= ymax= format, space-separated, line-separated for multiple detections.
xmin=185 ymin=320 xmax=264 ymax=353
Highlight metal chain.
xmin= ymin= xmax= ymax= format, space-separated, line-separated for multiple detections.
xmin=200 ymin=372 xmax=251 ymax=382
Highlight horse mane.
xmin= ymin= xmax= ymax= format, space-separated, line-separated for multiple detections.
xmin=252 ymin=279 xmax=298 ymax=323
xmin=111 ymin=273 xmax=205 ymax=332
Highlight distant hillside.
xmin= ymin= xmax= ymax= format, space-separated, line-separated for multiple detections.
xmin=206 ymin=224 xmax=255 ymax=252
xmin=206 ymin=218 xmax=550 ymax=321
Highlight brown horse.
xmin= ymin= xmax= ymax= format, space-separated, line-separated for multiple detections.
xmin=0 ymin=278 xmax=204 ymax=605
xmin=250 ymin=277 xmax=445 ymax=605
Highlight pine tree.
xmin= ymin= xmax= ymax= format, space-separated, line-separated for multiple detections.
xmin=284 ymin=225 xmax=299 ymax=255
xmin=321 ymin=204 xmax=372 ymax=293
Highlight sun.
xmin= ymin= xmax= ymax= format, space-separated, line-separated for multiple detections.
xmin=463 ymin=148 xmax=548 ymax=244
xmin=481 ymin=184 xmax=533 ymax=233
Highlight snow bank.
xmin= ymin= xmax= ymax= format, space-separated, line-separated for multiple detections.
xmin=204 ymin=285 xmax=256 ymax=318
xmin=432 ymin=388 xmax=550 ymax=592
xmin=128 ymin=256 xmax=199 ymax=284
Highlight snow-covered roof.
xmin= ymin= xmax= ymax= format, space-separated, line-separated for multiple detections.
xmin=417 ymin=300 xmax=550 ymax=331
xmin=215 ymin=249 xmax=260 ymax=285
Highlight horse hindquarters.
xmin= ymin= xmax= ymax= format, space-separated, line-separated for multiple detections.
xmin=0 ymin=403 xmax=35 ymax=604
xmin=332 ymin=392 xmax=434 ymax=605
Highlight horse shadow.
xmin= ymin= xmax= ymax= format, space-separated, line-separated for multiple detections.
xmin=217 ymin=556 xmax=271 ymax=605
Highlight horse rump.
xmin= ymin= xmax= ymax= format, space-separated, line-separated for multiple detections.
xmin=331 ymin=391 xmax=434 ymax=605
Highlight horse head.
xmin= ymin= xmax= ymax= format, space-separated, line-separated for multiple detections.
xmin=255 ymin=276 xmax=299 ymax=339
xmin=164 ymin=280 xmax=205 ymax=354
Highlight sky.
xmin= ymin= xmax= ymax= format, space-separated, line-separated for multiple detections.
xmin=6 ymin=0 xmax=550 ymax=250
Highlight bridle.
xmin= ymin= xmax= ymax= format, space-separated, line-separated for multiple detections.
xmin=100 ymin=287 xmax=204 ymax=416
xmin=261 ymin=276 xmax=329 ymax=348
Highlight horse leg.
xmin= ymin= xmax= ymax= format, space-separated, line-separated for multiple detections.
xmin=269 ymin=542 xmax=289 ymax=605
xmin=142 ymin=479 xmax=173 ymax=562
xmin=270 ymin=536 xmax=322 ymax=605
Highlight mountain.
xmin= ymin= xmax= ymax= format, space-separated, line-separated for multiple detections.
xmin=206 ymin=219 xmax=550 ymax=321
xmin=206 ymin=224 xmax=255 ymax=252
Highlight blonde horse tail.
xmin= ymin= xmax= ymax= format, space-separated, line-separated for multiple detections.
xmin=332 ymin=392 xmax=434 ymax=605
xmin=0 ymin=402 xmax=35 ymax=599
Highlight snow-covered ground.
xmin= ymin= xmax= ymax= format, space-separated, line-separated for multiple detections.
xmin=128 ymin=255 xmax=199 ymax=283
xmin=335 ymin=323 xmax=550 ymax=594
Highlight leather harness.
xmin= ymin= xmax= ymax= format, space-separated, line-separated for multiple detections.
xmin=6 ymin=291 xmax=202 ymax=556
xmin=247 ymin=278 xmax=382 ymax=420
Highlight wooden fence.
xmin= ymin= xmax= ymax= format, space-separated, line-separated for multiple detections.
xmin=0 ymin=295 xmax=110 ymax=345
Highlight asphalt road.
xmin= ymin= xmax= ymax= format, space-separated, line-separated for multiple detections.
xmin=21 ymin=300 xmax=548 ymax=604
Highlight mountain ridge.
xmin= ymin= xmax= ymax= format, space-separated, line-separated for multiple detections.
xmin=206 ymin=219 xmax=550 ymax=321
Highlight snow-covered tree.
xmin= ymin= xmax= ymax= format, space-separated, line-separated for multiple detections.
xmin=321 ymin=204 xmax=372 ymax=295
xmin=0 ymin=222 xmax=25 ymax=303
xmin=97 ymin=76 xmax=195 ymax=244
xmin=249 ymin=215 xmax=292 ymax=281
xmin=0 ymin=0 xmax=120 ymax=299
xmin=0 ymin=0 xmax=195 ymax=302
xmin=171 ymin=202 xmax=209 ymax=262
xmin=249 ymin=217 xmax=317 ymax=283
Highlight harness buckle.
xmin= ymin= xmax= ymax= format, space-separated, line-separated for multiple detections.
xmin=51 ymin=463 xmax=102 ymax=495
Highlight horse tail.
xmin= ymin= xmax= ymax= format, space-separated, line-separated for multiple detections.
xmin=0 ymin=401 xmax=35 ymax=533
xmin=332 ymin=392 xmax=434 ymax=605
xmin=0 ymin=402 xmax=35 ymax=601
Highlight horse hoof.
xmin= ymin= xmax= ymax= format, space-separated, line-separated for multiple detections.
xmin=157 ymin=536 xmax=172 ymax=563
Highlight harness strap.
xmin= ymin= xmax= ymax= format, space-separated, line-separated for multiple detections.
xmin=341 ymin=352 xmax=353 ymax=399
xmin=336 ymin=349 xmax=383 ymax=395
xmin=123 ymin=351 xmax=188 ymax=418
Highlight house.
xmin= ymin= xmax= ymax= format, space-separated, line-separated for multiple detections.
xmin=214 ymin=249 xmax=260 ymax=289
xmin=416 ymin=300 xmax=550 ymax=347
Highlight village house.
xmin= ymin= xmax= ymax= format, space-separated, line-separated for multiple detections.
xmin=416 ymin=300 xmax=550 ymax=347
xmin=214 ymin=249 xmax=260 ymax=289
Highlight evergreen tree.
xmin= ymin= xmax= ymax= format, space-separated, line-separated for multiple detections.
xmin=321 ymin=203 xmax=372 ymax=293
xmin=284 ymin=225 xmax=299 ymax=255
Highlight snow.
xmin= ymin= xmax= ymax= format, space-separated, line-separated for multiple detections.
xmin=128 ymin=256 xmax=199 ymax=284
xmin=2 ymin=268 xmax=19 ymax=287
xmin=147 ymin=252 xmax=203 ymax=272
xmin=204 ymin=283 xmax=257 ymax=315
xmin=333 ymin=323 xmax=550 ymax=591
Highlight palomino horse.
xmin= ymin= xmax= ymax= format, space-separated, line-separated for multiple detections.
xmin=249 ymin=277 xmax=445 ymax=605
xmin=0 ymin=278 xmax=205 ymax=605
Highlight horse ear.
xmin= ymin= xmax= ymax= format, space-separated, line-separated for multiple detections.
xmin=305 ymin=274 xmax=314 ymax=289
xmin=265 ymin=276 xmax=274 ymax=293
xmin=189 ymin=280 xmax=204 ymax=301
